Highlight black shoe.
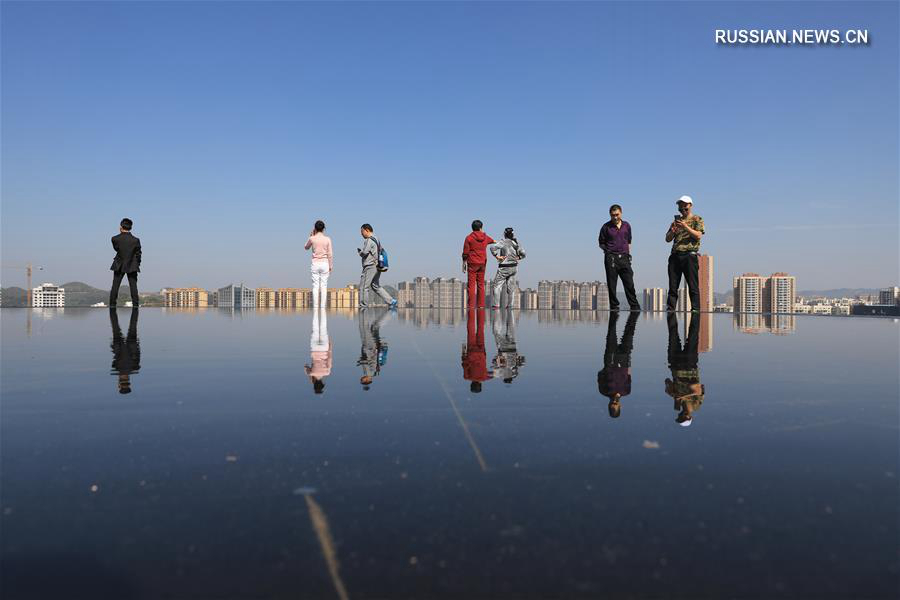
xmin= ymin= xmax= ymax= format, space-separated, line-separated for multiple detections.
xmin=610 ymin=306 xmax=620 ymax=312
xmin=629 ymin=306 xmax=641 ymax=312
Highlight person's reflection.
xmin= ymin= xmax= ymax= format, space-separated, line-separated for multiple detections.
xmin=665 ymin=313 xmax=704 ymax=427
xmin=109 ymin=307 xmax=140 ymax=394
xmin=357 ymin=308 xmax=391 ymax=390
xmin=462 ymin=308 xmax=492 ymax=393
xmin=597 ymin=312 xmax=638 ymax=418
xmin=305 ymin=308 xmax=332 ymax=394
xmin=491 ymin=308 xmax=525 ymax=384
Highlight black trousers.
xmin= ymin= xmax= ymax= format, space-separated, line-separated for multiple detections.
xmin=604 ymin=253 xmax=639 ymax=309
xmin=110 ymin=272 xmax=139 ymax=306
xmin=667 ymin=252 xmax=700 ymax=311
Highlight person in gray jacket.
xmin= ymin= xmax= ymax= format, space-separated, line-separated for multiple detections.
xmin=489 ymin=227 xmax=526 ymax=309
xmin=357 ymin=223 xmax=396 ymax=309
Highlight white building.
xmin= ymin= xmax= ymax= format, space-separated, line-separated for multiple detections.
xmin=765 ymin=273 xmax=796 ymax=314
xmin=733 ymin=274 xmax=763 ymax=313
xmin=217 ymin=284 xmax=256 ymax=308
xmin=32 ymin=283 xmax=65 ymax=307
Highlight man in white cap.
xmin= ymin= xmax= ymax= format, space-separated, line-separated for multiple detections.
xmin=664 ymin=195 xmax=705 ymax=312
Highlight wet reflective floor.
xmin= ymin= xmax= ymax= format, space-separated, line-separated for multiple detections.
xmin=1 ymin=308 xmax=897 ymax=599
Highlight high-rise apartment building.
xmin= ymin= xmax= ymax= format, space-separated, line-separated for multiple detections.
xmin=643 ymin=287 xmax=666 ymax=312
xmin=595 ymin=282 xmax=610 ymax=311
xmin=218 ymin=284 xmax=256 ymax=308
xmin=577 ymin=282 xmax=595 ymax=310
xmin=764 ymin=273 xmax=795 ymax=314
xmin=699 ymin=254 xmax=714 ymax=312
xmin=554 ymin=281 xmax=574 ymax=310
xmin=733 ymin=273 xmax=763 ymax=313
xmin=32 ymin=283 xmax=65 ymax=307
xmin=414 ymin=277 xmax=432 ymax=308
xmin=879 ymin=287 xmax=900 ymax=306
xmin=450 ymin=278 xmax=465 ymax=308
xmin=256 ymin=287 xmax=277 ymax=308
xmin=277 ymin=288 xmax=311 ymax=308
xmin=521 ymin=288 xmax=538 ymax=310
xmin=734 ymin=272 xmax=797 ymax=313
xmin=432 ymin=278 xmax=464 ymax=309
xmin=328 ymin=286 xmax=358 ymax=308
xmin=397 ymin=281 xmax=415 ymax=307
xmin=164 ymin=287 xmax=209 ymax=307
xmin=537 ymin=281 xmax=555 ymax=309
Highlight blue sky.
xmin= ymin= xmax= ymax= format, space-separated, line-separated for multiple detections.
xmin=2 ymin=1 xmax=897 ymax=293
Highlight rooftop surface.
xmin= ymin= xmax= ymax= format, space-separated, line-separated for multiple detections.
xmin=1 ymin=308 xmax=897 ymax=599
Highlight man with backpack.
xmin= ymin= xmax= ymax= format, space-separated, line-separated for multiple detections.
xmin=357 ymin=223 xmax=397 ymax=309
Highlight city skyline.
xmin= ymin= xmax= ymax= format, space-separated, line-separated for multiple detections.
xmin=2 ymin=2 xmax=897 ymax=294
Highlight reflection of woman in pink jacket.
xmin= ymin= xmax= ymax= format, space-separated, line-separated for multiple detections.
xmin=304 ymin=220 xmax=333 ymax=308
xmin=305 ymin=310 xmax=332 ymax=394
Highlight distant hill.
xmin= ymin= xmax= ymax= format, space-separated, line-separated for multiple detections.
xmin=798 ymin=288 xmax=881 ymax=298
xmin=1 ymin=287 xmax=28 ymax=307
xmin=1 ymin=282 xmax=164 ymax=307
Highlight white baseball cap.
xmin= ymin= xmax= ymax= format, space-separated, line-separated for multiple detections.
xmin=676 ymin=195 xmax=693 ymax=205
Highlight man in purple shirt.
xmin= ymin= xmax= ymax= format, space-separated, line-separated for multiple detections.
xmin=598 ymin=204 xmax=640 ymax=311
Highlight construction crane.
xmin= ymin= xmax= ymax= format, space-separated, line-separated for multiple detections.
xmin=1 ymin=263 xmax=45 ymax=306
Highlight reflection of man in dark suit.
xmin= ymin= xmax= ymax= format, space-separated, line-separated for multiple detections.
xmin=665 ymin=313 xmax=704 ymax=426
xmin=110 ymin=308 xmax=141 ymax=394
xmin=598 ymin=312 xmax=638 ymax=418
xmin=462 ymin=309 xmax=492 ymax=393
xmin=109 ymin=218 xmax=142 ymax=307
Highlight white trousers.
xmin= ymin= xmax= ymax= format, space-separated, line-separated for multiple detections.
xmin=311 ymin=260 xmax=330 ymax=307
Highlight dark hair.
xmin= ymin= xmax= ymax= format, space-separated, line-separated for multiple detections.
xmin=120 ymin=218 xmax=133 ymax=230
xmin=471 ymin=220 xmax=483 ymax=232
xmin=361 ymin=223 xmax=373 ymax=232
xmin=609 ymin=204 xmax=622 ymax=214
xmin=504 ymin=227 xmax=515 ymax=240
xmin=313 ymin=379 xmax=325 ymax=394
xmin=470 ymin=381 xmax=482 ymax=393
xmin=314 ymin=220 xmax=325 ymax=232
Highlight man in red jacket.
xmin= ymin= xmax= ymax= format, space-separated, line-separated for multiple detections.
xmin=462 ymin=219 xmax=495 ymax=309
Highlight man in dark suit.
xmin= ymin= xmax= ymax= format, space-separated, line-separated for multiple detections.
xmin=109 ymin=218 xmax=142 ymax=307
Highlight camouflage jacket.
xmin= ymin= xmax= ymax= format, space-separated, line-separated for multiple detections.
xmin=671 ymin=215 xmax=705 ymax=253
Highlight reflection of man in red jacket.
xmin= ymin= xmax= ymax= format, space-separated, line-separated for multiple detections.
xmin=462 ymin=220 xmax=495 ymax=309
xmin=462 ymin=309 xmax=492 ymax=393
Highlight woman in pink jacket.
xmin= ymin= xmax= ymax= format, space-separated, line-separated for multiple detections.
xmin=304 ymin=220 xmax=333 ymax=308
